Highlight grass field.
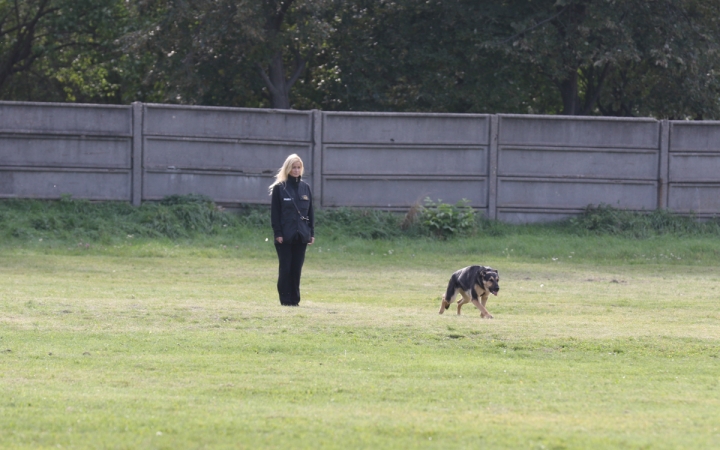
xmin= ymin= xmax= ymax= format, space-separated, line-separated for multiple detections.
xmin=2 ymin=228 xmax=719 ymax=450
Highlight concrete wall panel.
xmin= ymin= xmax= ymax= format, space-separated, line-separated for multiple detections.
xmin=499 ymin=115 xmax=659 ymax=149
xmin=140 ymin=105 xmax=314 ymax=205
xmin=143 ymin=137 xmax=311 ymax=172
xmin=668 ymin=184 xmax=720 ymax=214
xmin=669 ymin=121 xmax=720 ymax=151
xmin=497 ymin=209 xmax=578 ymax=224
xmin=0 ymin=169 xmax=130 ymax=200
xmin=0 ymin=101 xmax=133 ymax=201
xmin=668 ymin=122 xmax=720 ymax=216
xmin=322 ymin=177 xmax=486 ymax=208
xmin=0 ymin=101 xmax=130 ymax=135
xmin=497 ymin=178 xmax=657 ymax=210
xmin=143 ymin=104 xmax=312 ymax=141
xmin=0 ymin=135 xmax=131 ymax=168
xmin=323 ymin=145 xmax=487 ymax=175
xmin=498 ymin=147 xmax=658 ymax=180
xmin=495 ymin=115 xmax=661 ymax=219
xmin=321 ymin=112 xmax=489 ymax=209
xmin=669 ymin=153 xmax=720 ymax=182
xmin=323 ymin=112 xmax=490 ymax=145
xmin=143 ymin=171 xmax=283 ymax=204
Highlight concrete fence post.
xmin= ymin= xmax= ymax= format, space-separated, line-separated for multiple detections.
xmin=131 ymin=102 xmax=143 ymax=206
xmin=487 ymin=115 xmax=499 ymax=220
xmin=312 ymin=110 xmax=323 ymax=208
xmin=658 ymin=119 xmax=670 ymax=210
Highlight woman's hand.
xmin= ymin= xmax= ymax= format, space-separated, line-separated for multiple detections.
xmin=309 ymin=237 xmax=315 ymax=245
xmin=275 ymin=237 xmax=283 ymax=244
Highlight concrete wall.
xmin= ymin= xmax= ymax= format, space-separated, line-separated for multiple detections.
xmin=496 ymin=115 xmax=662 ymax=222
xmin=667 ymin=121 xmax=720 ymax=218
xmin=320 ymin=112 xmax=491 ymax=215
xmin=0 ymin=101 xmax=133 ymax=201
xmin=2 ymin=100 xmax=720 ymax=222
xmin=139 ymin=103 xmax=313 ymax=205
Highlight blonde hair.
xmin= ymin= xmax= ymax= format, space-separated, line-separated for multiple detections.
xmin=269 ymin=154 xmax=304 ymax=194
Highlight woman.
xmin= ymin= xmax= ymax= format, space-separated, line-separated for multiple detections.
xmin=269 ymin=154 xmax=315 ymax=306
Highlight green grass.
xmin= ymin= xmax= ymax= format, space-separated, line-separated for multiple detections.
xmin=2 ymin=225 xmax=720 ymax=449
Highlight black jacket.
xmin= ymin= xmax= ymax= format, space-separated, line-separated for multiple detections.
xmin=271 ymin=176 xmax=314 ymax=243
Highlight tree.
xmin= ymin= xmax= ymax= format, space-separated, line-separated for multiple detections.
xmin=313 ymin=0 xmax=719 ymax=117
xmin=257 ymin=0 xmax=306 ymax=109
xmin=595 ymin=0 xmax=720 ymax=119
xmin=4 ymin=0 xmax=717 ymax=118
xmin=488 ymin=0 xmax=720 ymax=117
xmin=307 ymin=0 xmax=553 ymax=113
xmin=0 ymin=0 xmax=129 ymax=102
xmin=126 ymin=0 xmax=330 ymax=109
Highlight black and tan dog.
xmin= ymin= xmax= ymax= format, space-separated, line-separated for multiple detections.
xmin=439 ymin=265 xmax=500 ymax=318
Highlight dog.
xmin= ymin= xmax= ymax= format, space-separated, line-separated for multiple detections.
xmin=439 ymin=265 xmax=500 ymax=318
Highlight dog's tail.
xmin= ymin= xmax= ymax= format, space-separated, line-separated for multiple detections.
xmin=442 ymin=275 xmax=457 ymax=309
xmin=439 ymin=276 xmax=456 ymax=314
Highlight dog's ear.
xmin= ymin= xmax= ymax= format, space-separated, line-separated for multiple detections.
xmin=479 ymin=267 xmax=491 ymax=278
xmin=482 ymin=268 xmax=499 ymax=282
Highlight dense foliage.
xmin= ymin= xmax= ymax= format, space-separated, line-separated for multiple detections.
xmin=414 ymin=198 xmax=477 ymax=239
xmin=1 ymin=0 xmax=719 ymax=117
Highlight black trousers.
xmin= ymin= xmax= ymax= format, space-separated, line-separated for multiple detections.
xmin=274 ymin=239 xmax=308 ymax=306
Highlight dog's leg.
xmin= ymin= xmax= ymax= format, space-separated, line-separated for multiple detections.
xmin=480 ymin=294 xmax=493 ymax=318
xmin=457 ymin=291 xmax=472 ymax=315
xmin=440 ymin=289 xmax=457 ymax=315
xmin=473 ymin=285 xmax=494 ymax=319
xmin=471 ymin=295 xmax=493 ymax=319
xmin=440 ymin=278 xmax=459 ymax=315
xmin=439 ymin=295 xmax=450 ymax=314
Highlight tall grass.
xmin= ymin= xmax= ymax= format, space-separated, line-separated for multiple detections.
xmin=0 ymin=195 xmax=233 ymax=242
xmin=566 ymin=204 xmax=720 ymax=238
xmin=2 ymin=197 xmax=720 ymax=250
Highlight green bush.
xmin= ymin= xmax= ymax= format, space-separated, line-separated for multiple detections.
xmin=316 ymin=207 xmax=405 ymax=239
xmin=417 ymin=198 xmax=476 ymax=238
xmin=0 ymin=195 xmax=236 ymax=242
xmin=568 ymin=204 xmax=720 ymax=238
xmin=235 ymin=204 xmax=272 ymax=228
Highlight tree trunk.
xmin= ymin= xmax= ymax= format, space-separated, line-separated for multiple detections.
xmin=258 ymin=51 xmax=306 ymax=109
xmin=267 ymin=53 xmax=291 ymax=109
xmin=558 ymin=71 xmax=581 ymax=115
xmin=579 ymin=63 xmax=611 ymax=115
xmin=0 ymin=1 xmax=47 ymax=92
xmin=257 ymin=1 xmax=306 ymax=109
